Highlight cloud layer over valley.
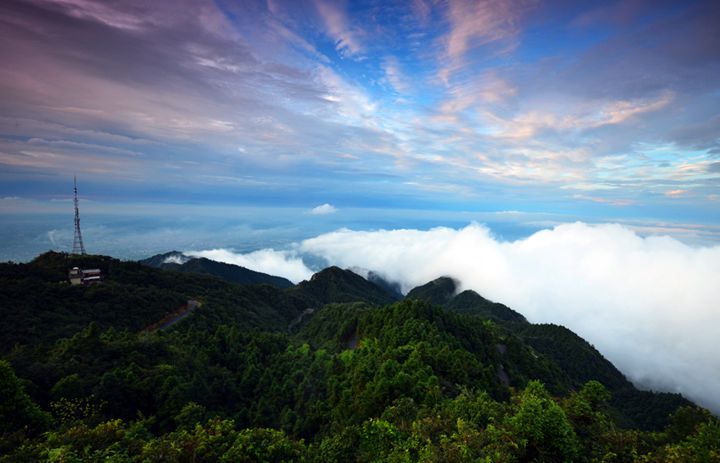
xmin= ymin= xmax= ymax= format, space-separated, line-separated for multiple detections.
xmin=187 ymin=248 xmax=312 ymax=284
xmin=197 ymin=222 xmax=720 ymax=413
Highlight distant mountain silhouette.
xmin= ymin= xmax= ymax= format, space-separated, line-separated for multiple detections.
xmin=140 ymin=251 xmax=293 ymax=288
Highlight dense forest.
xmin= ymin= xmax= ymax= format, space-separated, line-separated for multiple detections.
xmin=0 ymin=251 xmax=717 ymax=462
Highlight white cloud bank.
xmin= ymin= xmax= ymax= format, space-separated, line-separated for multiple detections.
xmin=195 ymin=222 xmax=720 ymax=413
xmin=186 ymin=248 xmax=313 ymax=283
xmin=309 ymin=203 xmax=337 ymax=215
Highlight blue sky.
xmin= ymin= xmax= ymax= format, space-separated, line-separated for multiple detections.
xmin=1 ymin=0 xmax=719 ymax=259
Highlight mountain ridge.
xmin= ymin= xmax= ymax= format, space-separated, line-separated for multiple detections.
xmin=140 ymin=251 xmax=294 ymax=288
xmin=405 ymin=276 xmax=527 ymax=323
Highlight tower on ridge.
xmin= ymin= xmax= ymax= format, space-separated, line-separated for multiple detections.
xmin=72 ymin=176 xmax=86 ymax=255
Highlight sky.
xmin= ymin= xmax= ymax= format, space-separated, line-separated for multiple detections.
xmin=0 ymin=0 xmax=719 ymax=239
xmin=1 ymin=0 xmax=720 ymax=411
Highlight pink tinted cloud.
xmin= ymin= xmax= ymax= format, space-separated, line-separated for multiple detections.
xmin=573 ymin=194 xmax=636 ymax=207
xmin=665 ymin=189 xmax=690 ymax=197
xmin=314 ymin=0 xmax=363 ymax=57
xmin=439 ymin=0 xmax=528 ymax=82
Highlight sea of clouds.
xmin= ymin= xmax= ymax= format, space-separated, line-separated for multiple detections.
xmin=189 ymin=222 xmax=720 ymax=413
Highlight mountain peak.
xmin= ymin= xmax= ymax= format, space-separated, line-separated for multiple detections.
xmin=139 ymin=251 xmax=188 ymax=267
xmin=292 ymin=266 xmax=399 ymax=306
xmin=405 ymin=279 xmax=527 ymax=324
xmin=309 ymin=266 xmax=347 ymax=281
xmin=405 ymin=276 xmax=458 ymax=305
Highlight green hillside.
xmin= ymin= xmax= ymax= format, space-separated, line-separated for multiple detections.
xmin=403 ymin=278 xmax=694 ymax=431
xmin=0 ymin=252 xmax=299 ymax=350
xmin=0 ymin=252 xmax=716 ymax=462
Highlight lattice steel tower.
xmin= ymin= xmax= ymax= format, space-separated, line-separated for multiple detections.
xmin=72 ymin=176 xmax=86 ymax=255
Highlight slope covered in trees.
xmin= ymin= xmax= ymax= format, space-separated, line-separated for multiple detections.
xmin=0 ymin=252 xmax=715 ymax=462
xmin=403 ymin=277 xmax=695 ymax=431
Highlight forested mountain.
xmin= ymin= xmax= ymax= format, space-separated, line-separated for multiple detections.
xmin=0 ymin=251 xmax=716 ymax=462
xmin=403 ymin=277 xmax=692 ymax=431
xmin=288 ymin=266 xmax=400 ymax=307
xmin=405 ymin=276 xmax=458 ymax=305
xmin=406 ymin=277 xmax=526 ymax=323
xmin=140 ymin=251 xmax=294 ymax=288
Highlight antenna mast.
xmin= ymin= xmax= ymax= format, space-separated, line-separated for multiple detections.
xmin=72 ymin=176 xmax=86 ymax=255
